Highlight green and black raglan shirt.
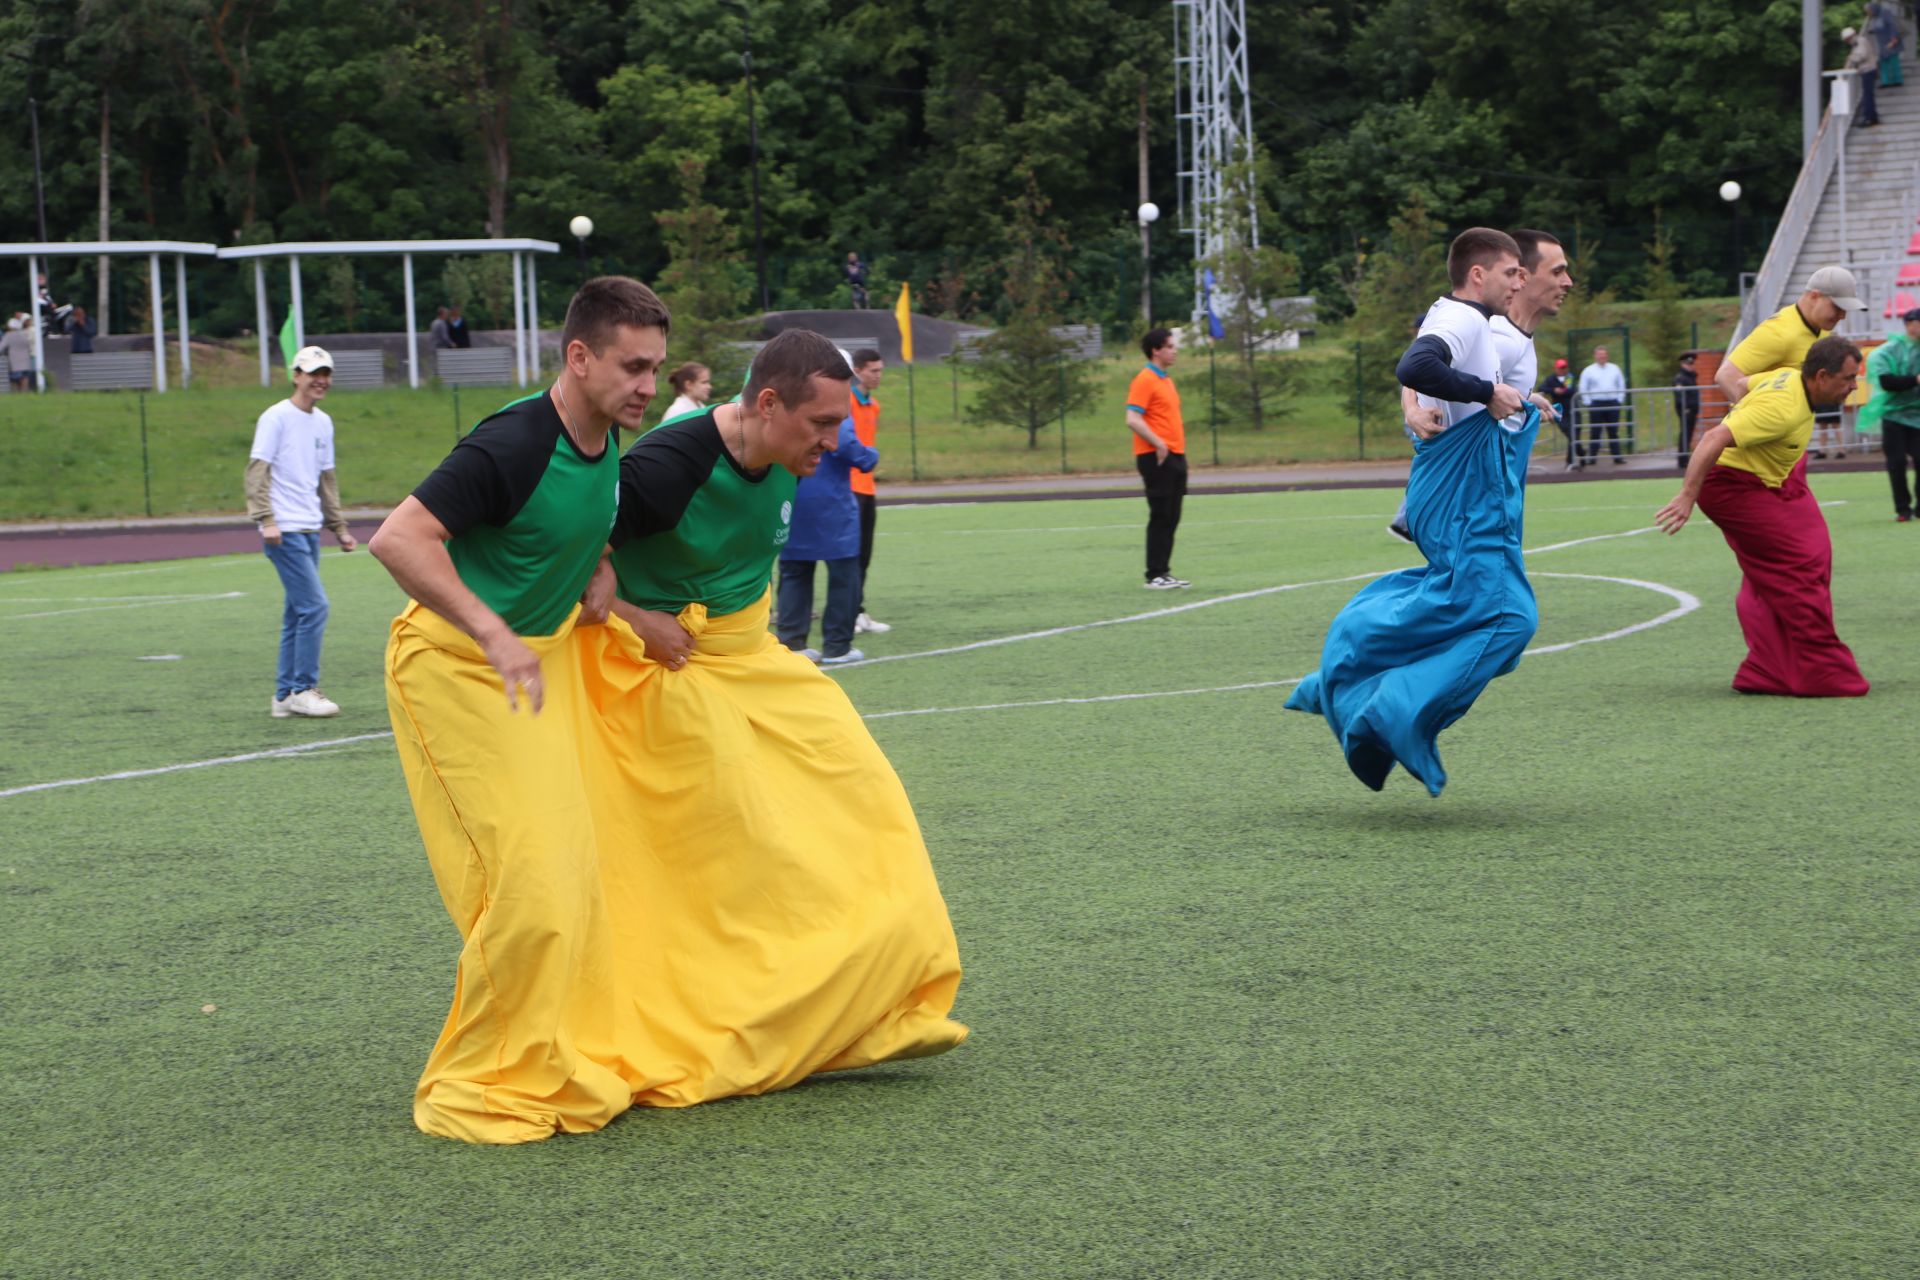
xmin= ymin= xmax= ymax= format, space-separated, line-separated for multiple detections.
xmin=410 ymin=392 xmax=620 ymax=637
xmin=609 ymin=409 xmax=795 ymax=615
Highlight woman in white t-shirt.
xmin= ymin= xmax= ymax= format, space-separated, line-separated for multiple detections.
xmin=661 ymin=362 xmax=711 ymax=422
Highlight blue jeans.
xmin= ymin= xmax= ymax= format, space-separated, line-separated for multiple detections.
xmin=263 ymin=531 xmax=330 ymax=697
xmin=776 ymin=557 xmax=860 ymax=657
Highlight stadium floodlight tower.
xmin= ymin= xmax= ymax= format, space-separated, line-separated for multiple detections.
xmin=1172 ymin=0 xmax=1256 ymax=332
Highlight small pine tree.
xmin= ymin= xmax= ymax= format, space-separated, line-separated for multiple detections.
xmin=1638 ymin=214 xmax=1689 ymax=382
xmin=1202 ymin=141 xmax=1305 ymax=430
xmin=323 ymin=259 xmax=360 ymax=332
xmin=969 ymin=171 xmax=1097 ymax=449
xmin=1341 ymin=194 xmax=1449 ymax=419
xmin=654 ymin=157 xmax=752 ymax=398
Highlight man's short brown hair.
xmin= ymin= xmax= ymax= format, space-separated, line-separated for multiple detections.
xmin=1508 ymin=229 xmax=1562 ymax=273
xmin=745 ymin=329 xmax=852 ymax=410
xmin=1804 ymin=334 xmax=1863 ymax=379
xmin=561 ymin=276 xmax=671 ymax=354
xmin=851 ymin=347 xmax=882 ymax=369
xmin=1446 ymin=228 xmax=1521 ymax=289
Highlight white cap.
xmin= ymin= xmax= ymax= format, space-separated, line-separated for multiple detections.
xmin=1805 ymin=265 xmax=1868 ymax=311
xmin=5 ymin=317 xmax=18 ymax=331
xmin=291 ymin=345 xmax=334 ymax=374
xmin=1843 ymin=26 xmax=1857 ymax=39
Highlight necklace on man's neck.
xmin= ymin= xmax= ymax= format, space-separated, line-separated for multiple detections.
xmin=552 ymin=380 xmax=596 ymax=450
xmin=722 ymin=402 xmax=754 ymax=467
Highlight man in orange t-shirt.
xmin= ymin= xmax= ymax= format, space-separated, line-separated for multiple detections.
xmin=847 ymin=348 xmax=891 ymax=634
xmin=1125 ymin=327 xmax=1190 ymax=588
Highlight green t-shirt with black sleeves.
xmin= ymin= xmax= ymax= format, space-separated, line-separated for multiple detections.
xmin=410 ymin=392 xmax=620 ymax=638
xmin=609 ymin=410 xmax=796 ymax=615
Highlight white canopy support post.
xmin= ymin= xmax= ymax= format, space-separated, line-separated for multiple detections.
xmin=28 ymin=253 xmax=46 ymax=392
xmin=148 ymin=250 xmax=167 ymax=393
xmin=527 ymin=255 xmax=540 ymax=381
xmin=511 ymin=250 xmax=528 ymax=386
xmin=254 ymin=259 xmax=270 ymax=386
xmin=288 ymin=255 xmax=305 ymax=353
xmin=175 ymin=254 xmax=191 ymax=388
xmin=403 ymin=252 xmax=419 ymax=389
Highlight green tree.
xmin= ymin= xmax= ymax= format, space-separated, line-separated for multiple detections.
xmin=1340 ymin=193 xmax=1448 ymax=419
xmin=968 ymin=172 xmax=1097 ymax=449
xmin=1202 ymin=142 xmax=1306 ymax=430
xmin=654 ymin=156 xmax=752 ymax=398
xmin=1637 ymin=214 xmax=1689 ymax=380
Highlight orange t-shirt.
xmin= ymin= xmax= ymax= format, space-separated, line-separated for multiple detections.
xmin=1126 ymin=364 xmax=1184 ymax=456
xmin=849 ymin=387 xmax=879 ymax=496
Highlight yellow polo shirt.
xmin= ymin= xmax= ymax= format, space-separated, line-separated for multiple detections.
xmin=1717 ymin=367 xmax=1812 ymax=487
xmin=1727 ymin=304 xmax=1826 ymax=377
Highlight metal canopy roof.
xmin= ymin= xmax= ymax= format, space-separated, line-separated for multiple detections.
xmin=215 ymin=238 xmax=559 ymax=259
xmin=0 ymin=241 xmax=218 ymax=258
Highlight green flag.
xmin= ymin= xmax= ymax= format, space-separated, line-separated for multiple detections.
xmin=278 ymin=307 xmax=298 ymax=375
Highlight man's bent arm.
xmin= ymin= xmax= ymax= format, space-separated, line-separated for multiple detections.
xmin=318 ymin=469 xmax=352 ymax=541
xmin=244 ymin=459 xmax=275 ymax=525
xmin=1395 ymin=335 xmax=1494 ymax=405
xmin=1125 ymin=409 xmax=1165 ymax=452
xmin=1655 ymin=423 xmax=1735 ymax=534
xmin=1714 ymin=358 xmax=1749 ymax=406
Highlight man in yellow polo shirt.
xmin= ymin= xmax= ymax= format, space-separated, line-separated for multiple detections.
xmin=1656 ymin=335 xmax=1870 ymax=697
xmin=1125 ymin=327 xmax=1189 ymax=588
xmin=1715 ymin=265 xmax=1866 ymax=404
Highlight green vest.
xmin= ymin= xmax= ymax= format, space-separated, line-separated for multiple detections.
xmin=613 ymin=453 xmax=796 ymax=615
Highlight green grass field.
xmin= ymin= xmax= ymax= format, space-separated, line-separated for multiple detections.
xmin=3 ymin=472 xmax=1914 ymax=1278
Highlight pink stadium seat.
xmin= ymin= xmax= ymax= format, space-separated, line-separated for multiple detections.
xmin=1884 ymin=291 xmax=1917 ymax=318
xmin=1899 ymin=263 xmax=1920 ymax=285
xmin=1907 ymin=231 xmax=1920 ymax=255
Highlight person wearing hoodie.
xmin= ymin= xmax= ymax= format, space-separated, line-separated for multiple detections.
xmin=1864 ymin=306 xmax=1920 ymax=520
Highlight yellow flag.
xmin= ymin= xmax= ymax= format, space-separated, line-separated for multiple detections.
xmin=894 ymin=282 xmax=914 ymax=363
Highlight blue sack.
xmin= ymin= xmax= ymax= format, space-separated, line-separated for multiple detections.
xmin=1285 ymin=406 xmax=1540 ymax=796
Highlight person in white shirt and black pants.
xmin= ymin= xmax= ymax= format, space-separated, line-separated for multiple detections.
xmin=1576 ymin=345 xmax=1628 ymax=465
xmin=244 ymin=345 xmax=357 ymax=718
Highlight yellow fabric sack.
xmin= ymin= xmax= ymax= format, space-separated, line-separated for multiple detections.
xmin=386 ymin=601 xmax=659 ymax=1144
xmin=575 ymin=589 xmax=968 ymax=1107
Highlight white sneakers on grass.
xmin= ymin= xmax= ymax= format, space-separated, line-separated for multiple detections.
xmin=820 ymin=649 xmax=866 ymax=666
xmin=1144 ymin=575 xmax=1192 ymax=590
xmin=271 ymin=688 xmax=341 ymax=718
xmin=854 ymin=612 xmax=891 ymax=634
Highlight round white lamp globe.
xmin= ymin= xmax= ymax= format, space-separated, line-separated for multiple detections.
xmin=1137 ymin=202 xmax=1160 ymax=226
xmin=569 ymin=215 xmax=595 ymax=239
xmin=1718 ymin=181 xmax=1742 ymax=203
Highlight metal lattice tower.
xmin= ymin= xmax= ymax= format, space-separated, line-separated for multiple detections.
xmin=1172 ymin=0 xmax=1256 ymax=325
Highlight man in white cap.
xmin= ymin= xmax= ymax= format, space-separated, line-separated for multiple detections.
xmin=244 ymin=345 xmax=355 ymax=718
xmin=1715 ymin=266 xmax=1867 ymax=406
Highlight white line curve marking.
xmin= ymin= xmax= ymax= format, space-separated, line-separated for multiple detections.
xmin=0 ymin=591 xmax=247 ymax=621
xmin=0 ymin=731 xmax=395 ymax=799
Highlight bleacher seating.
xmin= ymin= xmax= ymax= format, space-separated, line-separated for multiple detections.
xmin=436 ymin=347 xmax=515 ymax=385
xmin=325 ymin=349 xmax=385 ymax=390
xmin=65 ymin=353 xmax=155 ymax=392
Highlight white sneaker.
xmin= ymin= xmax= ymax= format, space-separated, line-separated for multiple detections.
xmin=798 ymin=647 xmax=823 ymax=664
xmin=819 ymin=648 xmax=866 ymax=666
xmin=1143 ymin=575 xmax=1192 ymax=589
xmin=281 ymin=688 xmax=340 ymax=718
xmin=270 ymin=694 xmax=293 ymax=719
xmin=854 ymin=611 xmax=891 ymax=634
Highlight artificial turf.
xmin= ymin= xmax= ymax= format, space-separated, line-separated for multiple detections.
xmin=2 ymin=473 xmax=1915 ymax=1278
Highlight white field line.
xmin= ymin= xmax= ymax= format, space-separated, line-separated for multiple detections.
xmin=867 ymin=571 xmax=1698 ymax=721
xmin=880 ymin=503 xmax=1686 ymax=539
xmin=0 ymin=591 xmax=246 ymax=621
xmin=0 ymin=520 xmax=1714 ymax=798
xmin=0 ymin=732 xmax=395 ymax=798
xmin=0 ymin=593 xmax=241 ymax=604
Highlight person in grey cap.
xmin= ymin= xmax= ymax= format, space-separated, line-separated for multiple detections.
xmin=1866 ymin=306 xmax=1920 ymax=520
xmin=1715 ymin=265 xmax=1867 ymax=406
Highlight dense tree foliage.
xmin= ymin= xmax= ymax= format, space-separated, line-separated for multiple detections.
xmin=0 ymin=0 xmax=1838 ymax=337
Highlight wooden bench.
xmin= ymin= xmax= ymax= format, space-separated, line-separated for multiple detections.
xmin=436 ymin=347 xmax=516 ymax=386
xmin=324 ymin=349 xmax=385 ymax=390
xmin=65 ymin=352 xmax=156 ymax=392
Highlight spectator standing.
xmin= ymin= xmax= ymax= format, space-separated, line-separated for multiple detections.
xmin=661 ymin=362 xmax=712 ymax=421
xmin=1541 ymin=358 xmax=1577 ymax=467
xmin=1126 ymin=327 xmax=1191 ymax=588
xmin=244 ymin=345 xmax=356 ymax=718
xmin=777 ymin=410 xmax=878 ymax=664
xmin=65 ymin=306 xmax=97 ymax=353
xmin=447 ymin=304 xmax=472 ymax=348
xmin=1871 ymin=1 xmax=1904 ymax=86
xmin=428 ymin=306 xmax=453 ymax=350
xmin=1577 ymin=345 xmax=1628 ymax=465
xmin=844 ymin=252 xmax=869 ymax=310
xmin=3 ymin=317 xmax=35 ymax=390
xmin=847 ymin=347 xmax=891 ymax=634
xmin=1673 ymin=351 xmax=1702 ymax=466
xmin=1845 ymin=25 xmax=1882 ymax=125
xmin=1866 ymin=305 xmax=1920 ymax=520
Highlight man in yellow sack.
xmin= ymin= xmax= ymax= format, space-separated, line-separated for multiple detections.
xmin=574 ymin=328 xmax=968 ymax=1105
xmin=368 ymin=277 xmax=673 ymax=1143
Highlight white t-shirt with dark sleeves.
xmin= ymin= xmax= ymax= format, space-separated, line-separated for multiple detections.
xmin=1413 ymin=295 xmax=1503 ymax=429
xmin=249 ymin=398 xmax=334 ymax=532
xmin=1489 ymin=315 xmax=1539 ymax=434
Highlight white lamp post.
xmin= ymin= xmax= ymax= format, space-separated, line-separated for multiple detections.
xmin=1720 ymin=181 xmax=1744 ymax=300
xmin=569 ymin=215 xmax=593 ymax=273
xmin=1137 ymin=201 xmax=1160 ymax=328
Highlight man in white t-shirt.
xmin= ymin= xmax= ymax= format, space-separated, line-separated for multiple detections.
xmin=244 ymin=345 xmax=356 ymax=718
xmin=1393 ymin=227 xmax=1526 ymax=433
xmin=1392 ymin=230 xmax=1574 ymax=538
xmin=1576 ymin=345 xmax=1629 ymax=466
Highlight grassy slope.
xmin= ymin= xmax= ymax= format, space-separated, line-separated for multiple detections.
xmin=2 ymin=473 xmax=1915 ymax=1278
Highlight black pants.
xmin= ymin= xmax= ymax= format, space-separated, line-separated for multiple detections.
xmin=1137 ymin=452 xmax=1188 ymax=579
xmin=1584 ymin=401 xmax=1624 ymax=459
xmin=856 ymin=492 xmax=876 ymax=610
xmin=1885 ymin=420 xmax=1920 ymax=516
xmin=1677 ymin=410 xmax=1699 ymax=461
xmin=1860 ymin=72 xmax=1881 ymax=124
